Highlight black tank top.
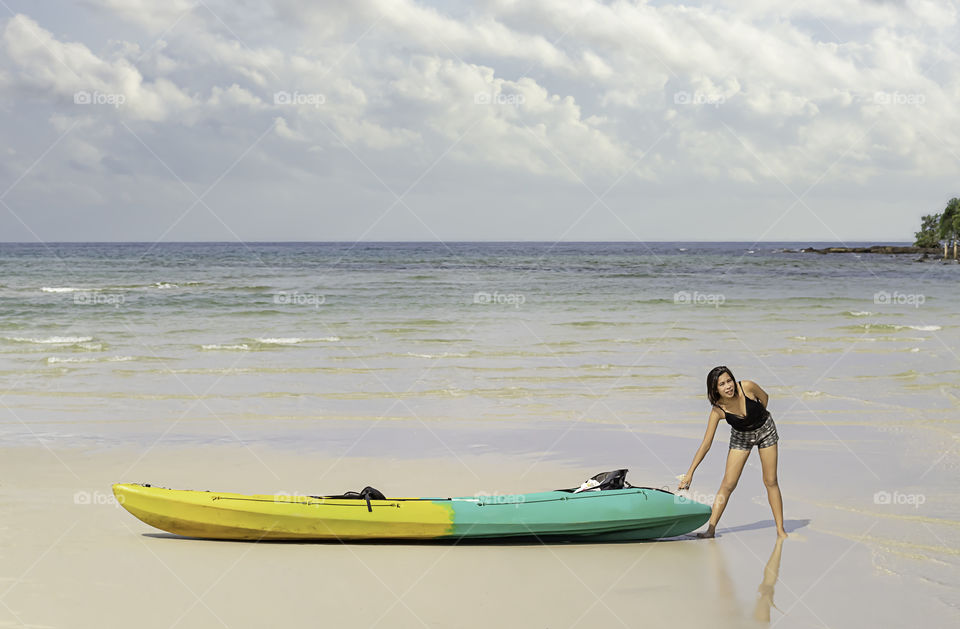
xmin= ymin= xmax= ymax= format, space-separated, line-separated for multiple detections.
xmin=721 ymin=381 xmax=769 ymax=431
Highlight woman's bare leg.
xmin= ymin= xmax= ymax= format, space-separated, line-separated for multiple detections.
xmin=698 ymin=447 xmax=751 ymax=538
xmin=758 ymin=443 xmax=787 ymax=538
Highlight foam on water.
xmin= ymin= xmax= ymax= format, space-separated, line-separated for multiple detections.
xmin=198 ymin=337 xmax=341 ymax=350
xmin=41 ymin=281 xmax=205 ymax=293
xmin=46 ymin=355 xmax=135 ymax=364
xmin=843 ymin=323 xmax=942 ymax=332
xmin=3 ymin=335 xmax=94 ymax=344
xmin=41 ymin=287 xmax=91 ymax=293
xmin=254 ymin=337 xmax=340 ymax=344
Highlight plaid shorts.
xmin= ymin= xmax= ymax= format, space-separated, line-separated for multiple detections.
xmin=729 ymin=414 xmax=779 ymax=451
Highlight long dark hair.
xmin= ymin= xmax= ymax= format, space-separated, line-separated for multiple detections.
xmin=707 ymin=365 xmax=735 ymax=407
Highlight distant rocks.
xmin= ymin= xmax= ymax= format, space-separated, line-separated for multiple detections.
xmin=800 ymin=245 xmax=940 ymax=255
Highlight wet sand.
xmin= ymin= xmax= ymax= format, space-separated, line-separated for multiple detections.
xmin=1 ymin=443 xmax=954 ymax=628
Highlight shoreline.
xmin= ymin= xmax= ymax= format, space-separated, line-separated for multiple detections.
xmin=1 ymin=443 xmax=955 ymax=628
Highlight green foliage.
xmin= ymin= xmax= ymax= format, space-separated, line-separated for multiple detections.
xmin=938 ymin=198 xmax=960 ymax=240
xmin=914 ymin=213 xmax=941 ymax=248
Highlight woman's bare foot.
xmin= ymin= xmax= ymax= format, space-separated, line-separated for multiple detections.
xmin=776 ymin=529 xmax=788 ymax=539
xmin=696 ymin=525 xmax=716 ymax=538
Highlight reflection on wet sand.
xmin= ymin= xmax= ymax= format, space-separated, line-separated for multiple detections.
xmin=707 ymin=535 xmax=786 ymax=626
xmin=753 ymin=537 xmax=785 ymax=623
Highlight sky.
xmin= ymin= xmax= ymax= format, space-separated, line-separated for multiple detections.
xmin=0 ymin=0 xmax=958 ymax=242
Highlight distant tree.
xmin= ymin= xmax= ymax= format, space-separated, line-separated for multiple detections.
xmin=953 ymin=200 xmax=960 ymax=242
xmin=914 ymin=213 xmax=941 ymax=248
xmin=938 ymin=197 xmax=960 ymax=242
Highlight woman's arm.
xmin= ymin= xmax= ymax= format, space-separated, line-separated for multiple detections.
xmin=743 ymin=380 xmax=769 ymax=408
xmin=679 ymin=408 xmax=722 ymax=489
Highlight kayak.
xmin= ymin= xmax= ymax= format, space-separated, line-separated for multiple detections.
xmin=113 ymin=483 xmax=709 ymax=542
xmin=112 ymin=480 xmax=711 ymax=542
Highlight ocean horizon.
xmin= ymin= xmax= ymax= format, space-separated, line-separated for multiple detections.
xmin=0 ymin=240 xmax=919 ymax=244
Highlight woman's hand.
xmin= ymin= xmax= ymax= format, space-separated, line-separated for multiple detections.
xmin=677 ymin=474 xmax=692 ymax=491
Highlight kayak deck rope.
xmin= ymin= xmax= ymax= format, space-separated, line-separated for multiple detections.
xmin=212 ymin=496 xmax=401 ymax=509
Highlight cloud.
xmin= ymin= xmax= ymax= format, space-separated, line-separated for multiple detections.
xmin=2 ymin=14 xmax=195 ymax=121
xmin=0 ymin=1 xmax=957 ymax=241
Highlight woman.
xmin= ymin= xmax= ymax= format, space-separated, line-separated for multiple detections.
xmin=679 ymin=366 xmax=787 ymax=539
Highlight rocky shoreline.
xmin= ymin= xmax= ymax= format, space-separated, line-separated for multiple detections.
xmin=800 ymin=245 xmax=942 ymax=255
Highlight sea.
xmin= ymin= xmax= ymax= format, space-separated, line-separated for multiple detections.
xmin=0 ymin=241 xmax=955 ymax=452
xmin=2 ymin=241 xmax=958 ymax=620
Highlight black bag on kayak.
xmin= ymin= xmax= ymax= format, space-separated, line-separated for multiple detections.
xmin=314 ymin=485 xmax=386 ymax=512
xmin=357 ymin=486 xmax=386 ymax=501
xmin=568 ymin=469 xmax=632 ymax=493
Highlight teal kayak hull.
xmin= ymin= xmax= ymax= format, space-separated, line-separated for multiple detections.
xmin=447 ymin=488 xmax=711 ymax=541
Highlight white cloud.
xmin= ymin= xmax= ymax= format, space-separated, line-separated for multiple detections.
xmin=2 ymin=14 xmax=195 ymax=121
xmin=273 ymin=115 xmax=301 ymax=141
xmin=206 ymin=83 xmax=262 ymax=109
xmin=0 ymin=1 xmax=957 ymax=241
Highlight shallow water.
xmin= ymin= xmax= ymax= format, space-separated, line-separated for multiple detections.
xmin=1 ymin=241 xmax=955 ymax=442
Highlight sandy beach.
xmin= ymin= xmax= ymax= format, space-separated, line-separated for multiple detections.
xmin=2 ymin=440 xmax=955 ymax=628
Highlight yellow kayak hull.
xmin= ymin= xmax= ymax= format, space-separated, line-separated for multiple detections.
xmin=113 ymin=483 xmax=455 ymax=540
